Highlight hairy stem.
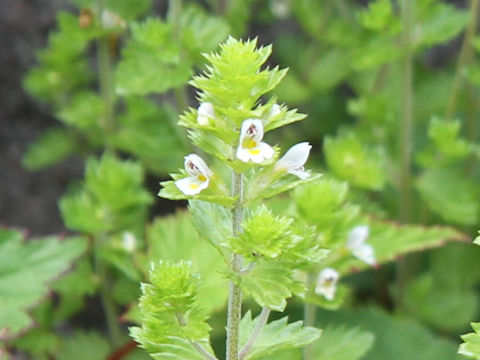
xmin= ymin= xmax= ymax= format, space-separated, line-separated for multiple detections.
xmin=226 ymin=170 xmax=244 ymax=360
xmin=396 ymin=0 xmax=415 ymax=310
xmin=445 ymin=0 xmax=480 ymax=121
xmin=94 ymin=235 xmax=123 ymax=349
xmin=303 ymin=272 xmax=317 ymax=360
xmin=239 ymin=307 xmax=270 ymax=359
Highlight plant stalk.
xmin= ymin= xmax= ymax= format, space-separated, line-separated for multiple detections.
xmin=94 ymin=235 xmax=123 ymax=349
xmin=445 ymin=0 xmax=480 ymax=121
xmin=239 ymin=307 xmax=270 ymax=359
xmin=303 ymin=272 xmax=317 ymax=360
xmin=176 ymin=314 xmax=219 ymax=360
xmin=396 ymin=0 xmax=414 ymax=310
xmin=226 ymin=170 xmax=244 ymax=360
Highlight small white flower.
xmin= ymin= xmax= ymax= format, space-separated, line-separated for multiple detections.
xmin=275 ymin=142 xmax=312 ymax=179
xmin=346 ymin=225 xmax=376 ymax=266
xmin=175 ymin=154 xmax=213 ymax=195
xmin=101 ymin=9 xmax=126 ymax=29
xmin=122 ymin=232 xmax=136 ymax=252
xmin=269 ymin=103 xmax=282 ymax=118
xmin=197 ymin=102 xmax=215 ymax=126
xmin=315 ymin=268 xmax=339 ymax=301
xmin=236 ymin=119 xmax=274 ymax=163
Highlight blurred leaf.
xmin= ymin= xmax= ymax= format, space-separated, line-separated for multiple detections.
xmin=146 ymin=211 xmax=228 ymax=313
xmin=58 ymin=91 xmax=104 ymax=134
xmin=0 ymin=229 xmax=87 ymax=338
xmin=358 ymin=0 xmax=399 ymax=32
xmin=116 ymin=19 xmax=191 ymax=95
xmin=57 ymin=331 xmax=110 ymax=360
xmin=12 ymin=328 xmax=58 ymax=356
xmin=238 ymin=311 xmax=321 ymax=360
xmin=71 ymin=0 xmax=151 ymax=21
xmin=416 ymin=167 xmax=479 ymax=225
xmin=459 ymin=323 xmax=480 ymax=359
xmin=311 ymin=324 xmax=374 ymax=360
xmin=22 ymin=128 xmax=77 ymax=170
xmin=324 ymin=131 xmax=386 ymax=190
xmin=113 ymin=98 xmax=185 ymax=174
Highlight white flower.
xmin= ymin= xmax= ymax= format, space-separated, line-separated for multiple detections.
xmin=269 ymin=103 xmax=282 ymax=118
xmin=175 ymin=154 xmax=213 ymax=195
xmin=315 ymin=268 xmax=339 ymax=301
xmin=122 ymin=232 xmax=136 ymax=252
xmin=275 ymin=142 xmax=312 ymax=179
xmin=197 ymin=102 xmax=215 ymax=126
xmin=346 ymin=225 xmax=376 ymax=266
xmin=101 ymin=9 xmax=126 ymax=29
xmin=236 ymin=119 xmax=274 ymax=163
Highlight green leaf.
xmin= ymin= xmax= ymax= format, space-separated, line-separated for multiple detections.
xmin=310 ymin=325 xmax=374 ymax=360
xmin=474 ymin=231 xmax=480 ymax=246
xmin=146 ymin=211 xmax=228 ymax=313
xmin=416 ymin=167 xmax=479 ymax=225
xmin=318 ymin=308 xmax=462 ymax=360
xmin=358 ymin=0 xmax=398 ymax=32
xmin=459 ymin=323 xmax=480 ymax=359
xmin=324 ymin=131 xmax=385 ymax=190
xmin=0 ymin=229 xmax=87 ymax=338
xmin=56 ymin=330 xmax=110 ymax=360
xmin=22 ymin=128 xmax=77 ymax=170
xmin=240 ymin=260 xmax=304 ymax=311
xmin=113 ymin=98 xmax=185 ymax=174
xmin=335 ymin=220 xmax=467 ymax=274
xmin=71 ymin=0 xmax=151 ymax=21
xmin=116 ymin=19 xmax=192 ymax=95
xmin=60 ymin=154 xmax=152 ymax=234
xmin=239 ymin=311 xmax=321 ymax=360
xmin=13 ymin=328 xmax=58 ymax=356
xmin=130 ymin=261 xmax=215 ymax=359
xmin=189 ymin=200 xmax=232 ymax=250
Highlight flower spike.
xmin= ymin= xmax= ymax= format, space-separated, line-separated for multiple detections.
xmin=346 ymin=225 xmax=376 ymax=266
xmin=276 ymin=142 xmax=312 ymax=179
xmin=237 ymin=119 xmax=274 ymax=163
xmin=175 ymin=154 xmax=213 ymax=195
xmin=197 ymin=102 xmax=215 ymax=126
xmin=315 ymin=268 xmax=339 ymax=301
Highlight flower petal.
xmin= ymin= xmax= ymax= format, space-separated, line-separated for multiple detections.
xmin=347 ymin=225 xmax=370 ymax=249
xmin=315 ymin=267 xmax=339 ymax=301
xmin=277 ymin=142 xmax=312 ymax=170
xmin=184 ymin=154 xmax=213 ymax=177
xmin=352 ymin=243 xmax=376 ymax=266
xmin=175 ymin=176 xmax=209 ymax=195
xmin=197 ymin=102 xmax=215 ymax=126
xmin=240 ymin=119 xmax=264 ymax=144
xmin=288 ymin=167 xmax=310 ymax=180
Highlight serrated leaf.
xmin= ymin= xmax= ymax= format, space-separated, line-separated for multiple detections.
xmin=335 ymin=220 xmax=467 ymax=274
xmin=116 ymin=19 xmax=192 ymax=95
xmin=22 ymin=128 xmax=77 ymax=170
xmin=240 ymin=260 xmax=304 ymax=311
xmin=239 ymin=311 xmax=321 ymax=360
xmin=416 ymin=167 xmax=479 ymax=225
xmin=0 ymin=230 xmax=87 ymax=338
xmin=311 ymin=325 xmax=374 ymax=360
xmin=459 ymin=323 xmax=480 ymax=359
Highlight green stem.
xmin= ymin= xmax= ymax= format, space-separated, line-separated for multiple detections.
xmin=445 ymin=0 xmax=480 ymax=121
xmin=94 ymin=235 xmax=123 ymax=349
xmin=303 ymin=272 xmax=317 ymax=360
xmin=226 ymin=170 xmax=244 ymax=360
xmin=239 ymin=307 xmax=270 ymax=359
xmin=176 ymin=314 xmax=219 ymax=360
xmin=396 ymin=0 xmax=414 ymax=310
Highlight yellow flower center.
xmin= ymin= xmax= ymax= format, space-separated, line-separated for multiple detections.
xmin=248 ymin=149 xmax=261 ymax=155
xmin=189 ymin=183 xmax=199 ymax=189
xmin=243 ymin=139 xmax=257 ymax=149
xmin=198 ymin=175 xmax=207 ymax=182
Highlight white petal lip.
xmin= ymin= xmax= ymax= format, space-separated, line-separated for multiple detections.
xmin=175 ymin=176 xmax=209 ymax=195
xmin=269 ymin=104 xmax=282 ymax=118
xmin=197 ymin=102 xmax=214 ymax=126
xmin=236 ymin=119 xmax=274 ymax=163
xmin=184 ymin=154 xmax=213 ymax=177
xmin=346 ymin=225 xmax=370 ymax=250
xmin=276 ymin=142 xmax=312 ymax=179
xmin=315 ymin=267 xmax=339 ymax=301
